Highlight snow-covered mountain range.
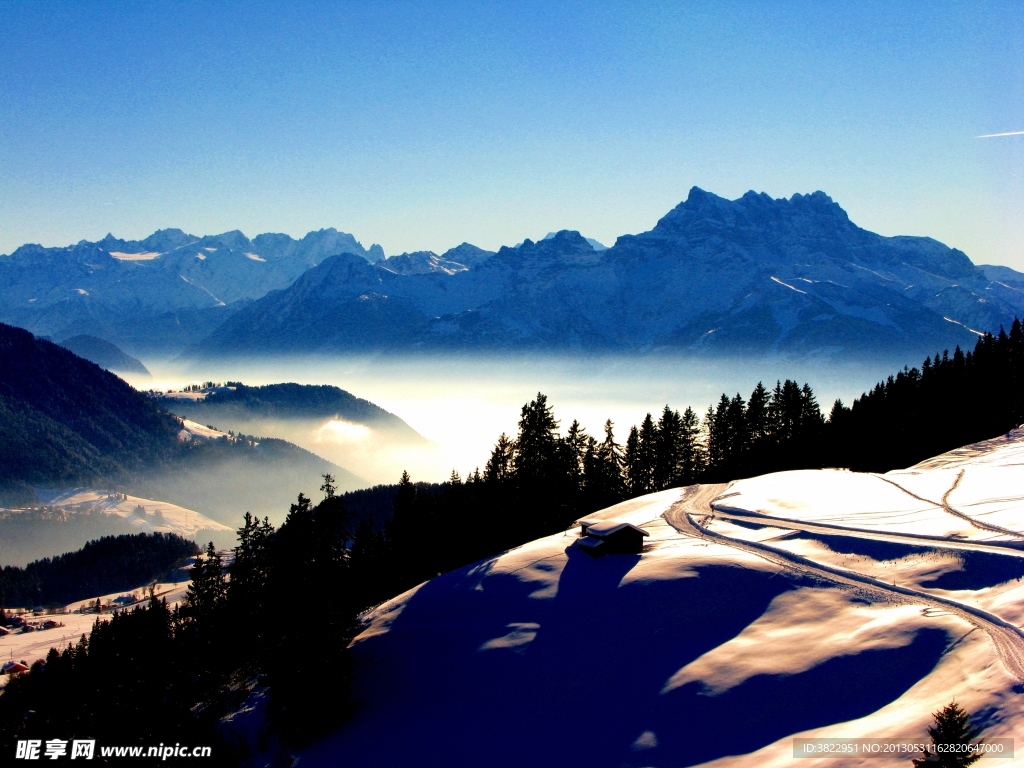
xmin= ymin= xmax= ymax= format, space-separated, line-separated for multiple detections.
xmin=4 ymin=189 xmax=1023 ymax=361
xmin=0 ymin=227 xmax=384 ymax=355
xmin=187 ymin=189 xmax=1024 ymax=361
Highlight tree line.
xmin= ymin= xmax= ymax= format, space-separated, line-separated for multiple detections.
xmin=0 ymin=532 xmax=198 ymax=610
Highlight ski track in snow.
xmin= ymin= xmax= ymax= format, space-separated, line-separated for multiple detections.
xmin=707 ymin=505 xmax=1024 ymax=558
xmin=877 ymin=470 xmax=1024 ymax=540
xmin=664 ymin=484 xmax=1024 ymax=682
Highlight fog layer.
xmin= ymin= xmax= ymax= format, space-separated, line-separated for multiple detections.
xmin=129 ymin=353 xmax=912 ymax=487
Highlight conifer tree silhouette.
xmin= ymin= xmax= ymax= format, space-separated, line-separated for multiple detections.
xmin=911 ymin=701 xmax=983 ymax=767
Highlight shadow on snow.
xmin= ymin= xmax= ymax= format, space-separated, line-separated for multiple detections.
xmin=305 ymin=545 xmax=951 ymax=767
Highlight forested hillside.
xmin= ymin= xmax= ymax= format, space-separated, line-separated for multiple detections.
xmin=0 ymin=532 xmax=198 ymax=608
xmin=159 ymin=382 xmax=423 ymax=440
xmin=0 ymin=323 xmax=357 ymax=519
xmin=336 ymin=318 xmax=1024 ymax=605
xmin=0 ymin=323 xmax=181 ymax=501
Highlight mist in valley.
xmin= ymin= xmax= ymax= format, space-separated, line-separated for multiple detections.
xmin=126 ymin=352 xmax=910 ymax=496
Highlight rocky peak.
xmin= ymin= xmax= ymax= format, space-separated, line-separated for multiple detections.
xmin=652 ymin=187 xmax=855 ymax=239
xmin=379 ymin=251 xmax=469 ymax=276
xmin=441 ymin=242 xmax=496 ymax=268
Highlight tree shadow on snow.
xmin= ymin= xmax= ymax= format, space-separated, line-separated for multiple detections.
xmin=311 ymin=547 xmax=951 ymax=768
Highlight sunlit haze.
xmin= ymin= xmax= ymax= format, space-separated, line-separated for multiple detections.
xmin=128 ymin=354 xmax=903 ymax=486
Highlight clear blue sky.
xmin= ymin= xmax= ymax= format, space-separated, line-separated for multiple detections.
xmin=2 ymin=1 xmax=1022 ymax=267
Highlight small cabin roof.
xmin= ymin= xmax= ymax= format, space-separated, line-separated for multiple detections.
xmin=577 ymin=536 xmax=605 ymax=550
xmin=581 ymin=520 xmax=650 ymax=538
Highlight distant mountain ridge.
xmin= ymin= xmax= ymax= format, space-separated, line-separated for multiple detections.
xmin=5 ymin=189 xmax=1024 ymax=362
xmin=0 ymin=227 xmax=386 ymax=355
xmin=183 ymin=188 xmax=1024 ymax=362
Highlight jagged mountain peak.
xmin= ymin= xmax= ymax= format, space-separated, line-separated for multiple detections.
xmin=440 ymin=242 xmax=495 ymax=267
xmin=379 ymin=250 xmax=469 ymax=276
xmin=543 ymin=230 xmax=608 ymax=251
xmin=179 ymin=188 xmax=1024 ymax=361
xmin=507 ymin=229 xmax=594 ymax=254
xmin=655 ymin=187 xmax=853 ymax=236
xmin=196 ymin=230 xmax=253 ymax=251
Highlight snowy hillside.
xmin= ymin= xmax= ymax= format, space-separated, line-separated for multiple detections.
xmin=301 ymin=427 xmax=1024 ymax=767
xmin=34 ymin=487 xmax=232 ymax=541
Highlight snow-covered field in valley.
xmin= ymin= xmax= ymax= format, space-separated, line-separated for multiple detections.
xmin=300 ymin=428 xmax=1024 ymax=767
xmin=0 ymin=581 xmax=191 ymax=686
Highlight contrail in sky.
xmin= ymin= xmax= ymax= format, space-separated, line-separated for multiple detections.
xmin=976 ymin=130 xmax=1024 ymax=138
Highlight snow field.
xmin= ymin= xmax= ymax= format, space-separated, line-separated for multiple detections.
xmin=298 ymin=425 xmax=1024 ymax=767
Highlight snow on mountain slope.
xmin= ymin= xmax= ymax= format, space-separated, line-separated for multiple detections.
xmin=300 ymin=429 xmax=1024 ymax=767
xmin=718 ymin=426 xmax=1024 ymax=543
xmin=33 ymin=488 xmax=232 ymax=540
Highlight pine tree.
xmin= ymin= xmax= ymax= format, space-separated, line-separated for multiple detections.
xmin=392 ymin=472 xmax=415 ymax=525
xmin=320 ymin=473 xmax=336 ymax=499
xmin=911 ymin=701 xmax=982 ymax=767
xmin=184 ymin=542 xmax=226 ymax=622
xmin=583 ymin=421 xmax=627 ymax=511
xmin=678 ymin=406 xmax=705 ymax=484
xmin=636 ymin=414 xmax=658 ymax=494
xmin=654 ymin=406 xmax=683 ymax=490
xmin=513 ymin=392 xmax=560 ymax=482
xmin=724 ymin=393 xmax=749 ymax=464
xmin=564 ymin=420 xmax=589 ymax=490
xmin=624 ymin=425 xmax=641 ymax=495
xmin=705 ymin=396 xmax=731 ymax=472
xmin=484 ymin=434 xmax=515 ymax=483
xmin=746 ymin=382 xmax=770 ymax=447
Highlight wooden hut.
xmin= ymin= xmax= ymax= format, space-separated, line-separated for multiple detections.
xmin=576 ymin=519 xmax=649 ymax=556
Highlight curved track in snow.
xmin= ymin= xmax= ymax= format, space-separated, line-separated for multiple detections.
xmin=877 ymin=470 xmax=1024 ymax=540
xmin=707 ymin=505 xmax=1024 ymax=558
xmin=664 ymin=484 xmax=1024 ymax=682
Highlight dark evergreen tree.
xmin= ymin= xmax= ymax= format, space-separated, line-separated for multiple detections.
xmin=484 ymin=433 xmax=515 ymax=483
xmin=624 ymin=414 xmax=657 ymax=495
xmin=183 ymin=542 xmax=226 ymax=624
xmin=564 ymin=419 xmax=589 ymax=491
xmin=704 ymin=396 xmax=730 ymax=477
xmin=746 ymin=382 xmax=770 ymax=447
xmin=912 ymin=701 xmax=983 ymax=767
xmin=677 ymin=406 xmax=705 ymax=485
xmin=511 ymin=393 xmax=576 ymax=534
xmin=583 ymin=420 xmax=627 ymax=510
xmin=264 ymin=492 xmax=356 ymax=744
xmin=654 ymin=406 xmax=683 ymax=490
xmin=724 ymin=393 xmax=749 ymax=467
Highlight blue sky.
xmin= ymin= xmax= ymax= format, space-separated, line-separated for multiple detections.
xmin=2 ymin=1 xmax=1022 ymax=267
